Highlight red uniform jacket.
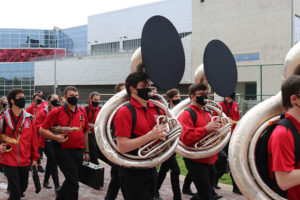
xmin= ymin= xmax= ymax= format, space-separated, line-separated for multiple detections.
xmin=114 ymin=98 xmax=164 ymax=138
xmin=35 ymin=106 xmax=51 ymax=148
xmin=178 ymin=105 xmax=218 ymax=164
xmin=26 ymin=101 xmax=47 ymax=120
xmin=268 ymin=113 xmax=300 ymax=200
xmin=42 ymin=104 xmax=89 ymax=149
xmin=82 ymin=103 xmax=100 ymax=133
xmin=219 ymin=100 xmax=240 ymax=131
xmin=0 ymin=110 xmax=40 ymax=167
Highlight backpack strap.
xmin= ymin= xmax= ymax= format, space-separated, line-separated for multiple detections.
xmin=277 ymin=118 xmax=300 ymax=165
xmin=124 ymin=102 xmax=137 ymax=139
xmin=185 ymin=107 xmax=197 ymax=126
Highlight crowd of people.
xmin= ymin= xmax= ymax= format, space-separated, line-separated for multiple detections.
xmin=1 ymin=70 xmax=299 ymax=200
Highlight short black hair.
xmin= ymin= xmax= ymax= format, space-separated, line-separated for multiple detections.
xmin=166 ymin=88 xmax=179 ymax=99
xmin=188 ymin=83 xmax=207 ymax=98
xmin=125 ymin=71 xmax=150 ymax=96
xmin=282 ymin=75 xmax=300 ymax=109
xmin=7 ymin=88 xmax=24 ymax=108
xmin=64 ymin=86 xmax=78 ymax=96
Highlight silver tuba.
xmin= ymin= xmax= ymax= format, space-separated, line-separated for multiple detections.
xmin=94 ymin=16 xmax=185 ymax=168
xmin=229 ymin=42 xmax=300 ymax=200
xmin=172 ymin=63 xmax=232 ymax=159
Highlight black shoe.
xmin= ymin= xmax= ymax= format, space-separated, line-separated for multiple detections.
xmin=182 ymin=188 xmax=196 ymax=196
xmin=154 ymin=192 xmax=164 ymax=200
xmin=55 ymin=186 xmax=61 ymax=195
xmin=213 ymin=184 xmax=221 ymax=189
xmin=43 ymin=182 xmax=52 ymax=189
xmin=38 ymin=165 xmax=44 ymax=173
xmin=212 ymin=194 xmax=222 ymax=200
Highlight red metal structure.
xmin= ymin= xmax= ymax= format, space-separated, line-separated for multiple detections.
xmin=0 ymin=49 xmax=66 ymax=62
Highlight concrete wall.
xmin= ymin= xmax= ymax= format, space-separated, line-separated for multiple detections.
xmin=192 ymin=0 xmax=294 ymax=98
xmin=35 ymin=34 xmax=192 ymax=86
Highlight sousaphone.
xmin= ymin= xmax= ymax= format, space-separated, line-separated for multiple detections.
xmin=172 ymin=40 xmax=237 ymax=159
xmin=229 ymin=42 xmax=300 ymax=199
xmin=94 ymin=16 xmax=185 ymax=168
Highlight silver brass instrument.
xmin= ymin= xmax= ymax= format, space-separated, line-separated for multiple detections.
xmin=95 ymin=16 xmax=184 ymax=168
xmin=229 ymin=42 xmax=300 ymax=199
xmin=172 ymin=60 xmax=233 ymax=159
xmin=0 ymin=134 xmax=20 ymax=152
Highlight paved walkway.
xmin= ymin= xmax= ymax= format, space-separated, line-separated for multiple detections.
xmin=0 ymin=158 xmax=246 ymax=200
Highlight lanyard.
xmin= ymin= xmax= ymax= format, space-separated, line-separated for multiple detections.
xmin=223 ymin=100 xmax=233 ymax=117
xmin=9 ymin=110 xmax=23 ymax=136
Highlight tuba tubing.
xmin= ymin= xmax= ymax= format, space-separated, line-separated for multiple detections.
xmin=95 ymin=90 xmax=181 ymax=168
xmin=172 ymin=98 xmax=232 ymax=159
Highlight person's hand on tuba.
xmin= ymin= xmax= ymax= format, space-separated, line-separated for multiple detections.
xmin=0 ymin=143 xmax=7 ymax=153
xmin=205 ymin=121 xmax=221 ymax=133
xmin=148 ymin=124 xmax=168 ymax=141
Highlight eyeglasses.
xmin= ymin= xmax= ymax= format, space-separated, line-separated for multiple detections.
xmin=295 ymin=94 xmax=300 ymax=97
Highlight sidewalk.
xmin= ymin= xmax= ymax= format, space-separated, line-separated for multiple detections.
xmin=0 ymin=159 xmax=246 ymax=200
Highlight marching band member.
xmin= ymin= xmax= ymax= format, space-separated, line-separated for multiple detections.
xmin=26 ymin=92 xmax=47 ymax=173
xmin=0 ymin=88 xmax=40 ymax=200
xmin=215 ymin=92 xmax=241 ymax=193
xmin=83 ymin=91 xmax=101 ymax=165
xmin=268 ymin=75 xmax=300 ymax=200
xmin=105 ymin=83 xmax=125 ymax=200
xmin=114 ymin=71 xmax=167 ymax=200
xmin=114 ymin=82 xmax=126 ymax=93
xmin=155 ymin=88 xmax=182 ymax=200
xmin=0 ymin=96 xmax=8 ymax=114
xmin=35 ymin=94 xmax=61 ymax=193
xmin=178 ymin=83 xmax=222 ymax=200
xmin=40 ymin=86 xmax=90 ymax=200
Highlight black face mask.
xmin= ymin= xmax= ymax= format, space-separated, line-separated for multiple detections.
xmin=14 ymin=98 xmax=26 ymax=109
xmin=91 ymin=101 xmax=99 ymax=107
xmin=136 ymin=88 xmax=151 ymax=101
xmin=196 ymin=95 xmax=208 ymax=106
xmin=36 ymin=99 xmax=42 ymax=105
xmin=50 ymin=100 xmax=60 ymax=107
xmin=2 ymin=103 xmax=7 ymax=108
xmin=67 ymin=96 xmax=78 ymax=106
xmin=172 ymin=99 xmax=181 ymax=105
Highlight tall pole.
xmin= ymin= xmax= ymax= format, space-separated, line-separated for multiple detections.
xmin=53 ymin=26 xmax=59 ymax=94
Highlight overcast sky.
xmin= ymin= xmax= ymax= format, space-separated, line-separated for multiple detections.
xmin=0 ymin=0 xmax=162 ymax=30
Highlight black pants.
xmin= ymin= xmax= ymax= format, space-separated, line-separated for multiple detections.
xmin=119 ymin=167 xmax=156 ymax=200
xmin=183 ymin=172 xmax=192 ymax=190
xmin=157 ymin=154 xmax=181 ymax=200
xmin=44 ymin=140 xmax=60 ymax=187
xmin=214 ymin=150 xmax=228 ymax=185
xmin=52 ymin=142 xmax=83 ymax=200
xmin=89 ymin=132 xmax=113 ymax=165
xmin=105 ymin=165 xmax=121 ymax=200
xmin=37 ymin=147 xmax=43 ymax=165
xmin=184 ymin=159 xmax=215 ymax=200
xmin=4 ymin=165 xmax=29 ymax=200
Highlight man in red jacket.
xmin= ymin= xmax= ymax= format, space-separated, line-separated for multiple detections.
xmin=268 ymin=75 xmax=300 ymax=200
xmin=178 ymin=83 xmax=222 ymax=200
xmin=83 ymin=91 xmax=102 ymax=165
xmin=114 ymin=71 xmax=167 ymax=200
xmin=35 ymin=94 xmax=61 ymax=193
xmin=40 ymin=86 xmax=90 ymax=200
xmin=0 ymin=88 xmax=40 ymax=200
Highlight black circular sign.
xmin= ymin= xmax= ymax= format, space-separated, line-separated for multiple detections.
xmin=141 ymin=15 xmax=185 ymax=90
xmin=203 ymin=40 xmax=237 ymax=97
